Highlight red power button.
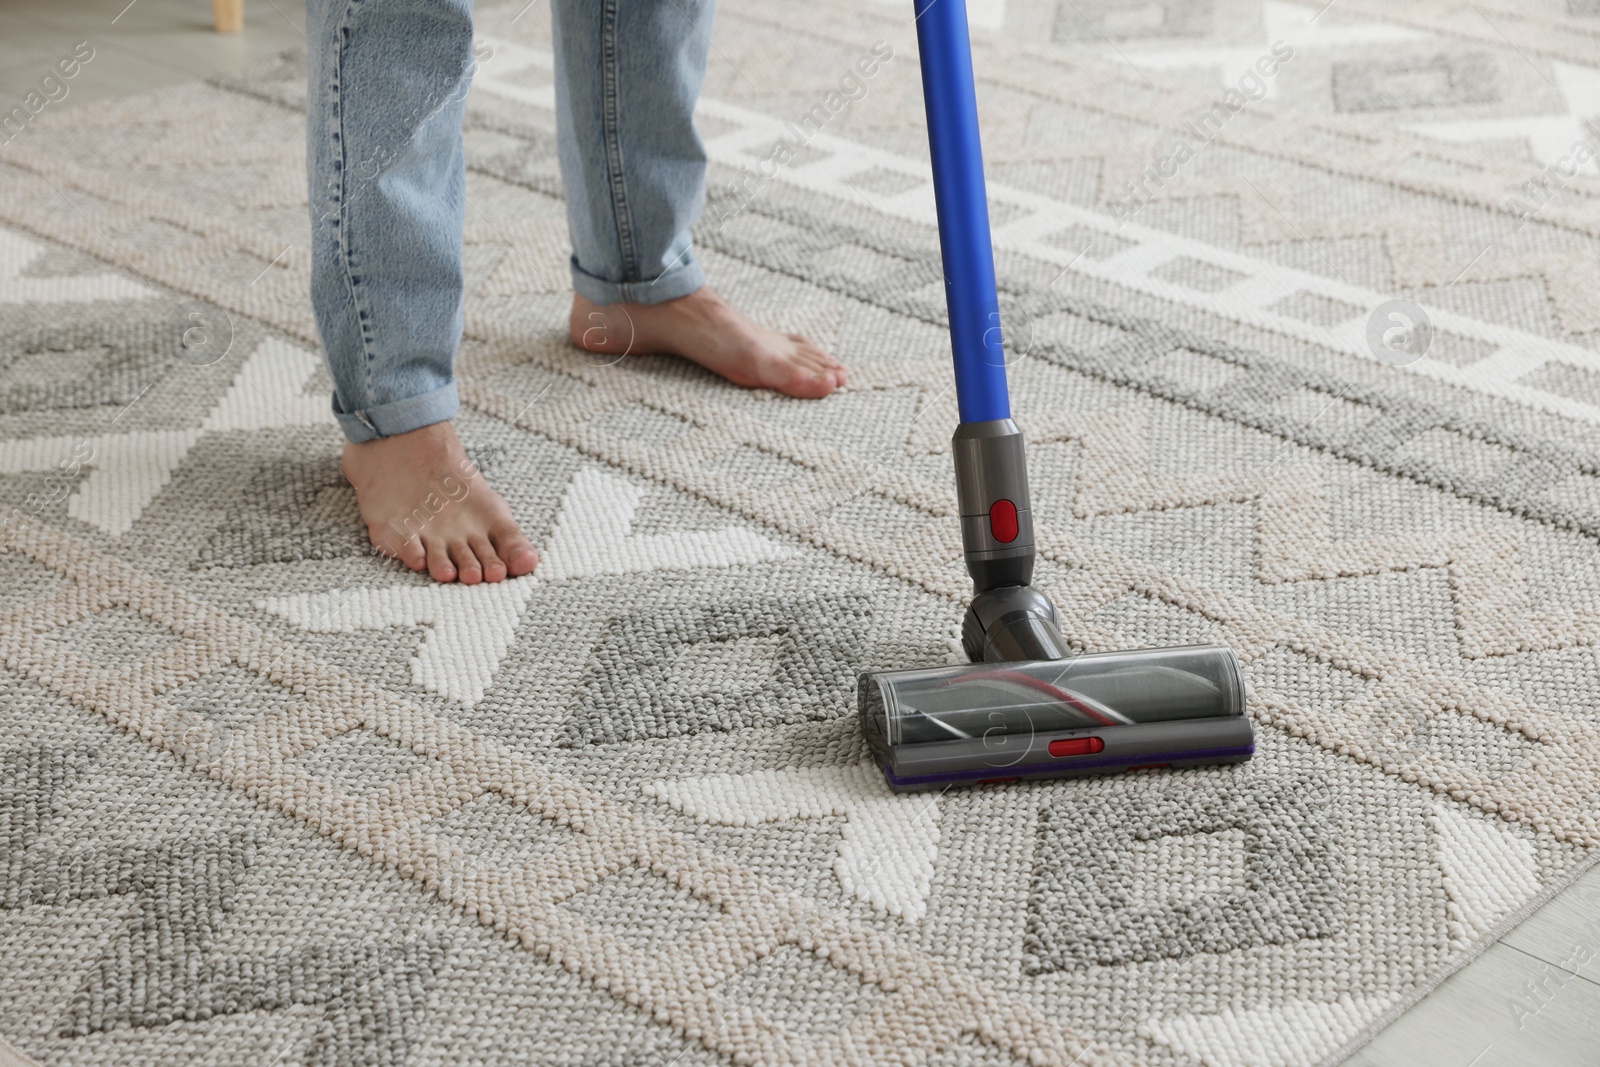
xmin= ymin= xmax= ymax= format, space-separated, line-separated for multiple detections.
xmin=1048 ymin=736 xmax=1105 ymax=758
xmin=989 ymin=499 xmax=1018 ymax=543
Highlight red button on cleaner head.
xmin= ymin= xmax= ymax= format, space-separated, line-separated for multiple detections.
xmin=989 ymin=499 xmax=1017 ymax=543
xmin=1047 ymin=736 xmax=1104 ymax=758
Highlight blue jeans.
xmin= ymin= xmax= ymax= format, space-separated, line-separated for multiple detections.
xmin=306 ymin=0 xmax=714 ymax=443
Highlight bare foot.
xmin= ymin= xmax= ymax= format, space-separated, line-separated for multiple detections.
xmin=341 ymin=421 xmax=539 ymax=584
xmin=569 ymin=288 xmax=846 ymax=399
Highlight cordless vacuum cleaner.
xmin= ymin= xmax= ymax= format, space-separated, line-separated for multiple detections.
xmin=856 ymin=0 xmax=1256 ymax=791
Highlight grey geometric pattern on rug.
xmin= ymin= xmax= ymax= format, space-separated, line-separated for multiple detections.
xmin=1 ymin=744 xmax=98 ymax=872
xmin=164 ymin=664 xmax=315 ymax=734
xmin=684 ymin=182 xmax=1600 ymax=541
xmin=46 ymin=605 xmax=184 ymax=665
xmin=0 ymin=313 xmax=182 ymax=415
xmin=195 ymin=455 xmax=367 ymax=567
xmin=1050 ymin=0 xmax=1210 ymax=42
xmin=1331 ymin=52 xmax=1501 ymax=113
xmin=1 ymin=744 xmax=447 ymax=1065
xmin=0 ymin=520 xmax=1111 ymax=1066
xmin=426 ymin=790 xmax=580 ymax=870
xmin=559 ymin=863 xmax=722 ymax=955
xmin=717 ymin=942 xmax=884 ymax=1038
xmin=1023 ymin=775 xmax=1341 ymax=973
xmin=294 ymin=728 xmax=437 ymax=797
xmin=563 ymin=590 xmax=871 ymax=746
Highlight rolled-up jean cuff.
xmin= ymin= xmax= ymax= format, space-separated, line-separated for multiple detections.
xmin=570 ymin=253 xmax=706 ymax=307
xmin=332 ymin=380 xmax=460 ymax=443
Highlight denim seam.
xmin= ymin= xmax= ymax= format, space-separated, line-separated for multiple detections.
xmin=332 ymin=0 xmax=381 ymax=419
xmin=599 ymin=0 xmax=638 ymax=283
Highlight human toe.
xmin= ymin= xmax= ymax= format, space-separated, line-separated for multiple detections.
xmin=470 ymin=536 xmax=507 ymax=583
xmin=378 ymin=528 xmax=427 ymax=572
xmin=450 ymin=541 xmax=484 ymax=585
xmin=492 ymin=525 xmax=539 ymax=576
xmin=425 ymin=539 xmax=458 ymax=583
xmin=781 ymin=364 xmax=838 ymax=398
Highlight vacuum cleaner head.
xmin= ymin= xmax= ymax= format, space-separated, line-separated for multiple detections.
xmin=859 ymin=644 xmax=1253 ymax=791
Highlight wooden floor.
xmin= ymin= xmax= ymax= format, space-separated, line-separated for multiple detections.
xmin=1349 ymin=860 xmax=1600 ymax=1066
xmin=0 ymin=0 xmax=306 ymax=106
xmin=2 ymin=3 xmax=1598 ymax=1065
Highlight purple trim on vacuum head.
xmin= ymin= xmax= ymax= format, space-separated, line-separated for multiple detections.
xmin=880 ymin=743 xmax=1257 ymax=788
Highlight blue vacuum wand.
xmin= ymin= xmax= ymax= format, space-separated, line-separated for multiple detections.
xmin=856 ymin=0 xmax=1255 ymax=790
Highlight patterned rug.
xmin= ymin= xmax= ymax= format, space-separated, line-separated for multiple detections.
xmin=5 ymin=1 xmax=1600 ymax=1064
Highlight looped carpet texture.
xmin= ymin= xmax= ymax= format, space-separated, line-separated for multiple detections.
xmin=4 ymin=1 xmax=1600 ymax=1064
